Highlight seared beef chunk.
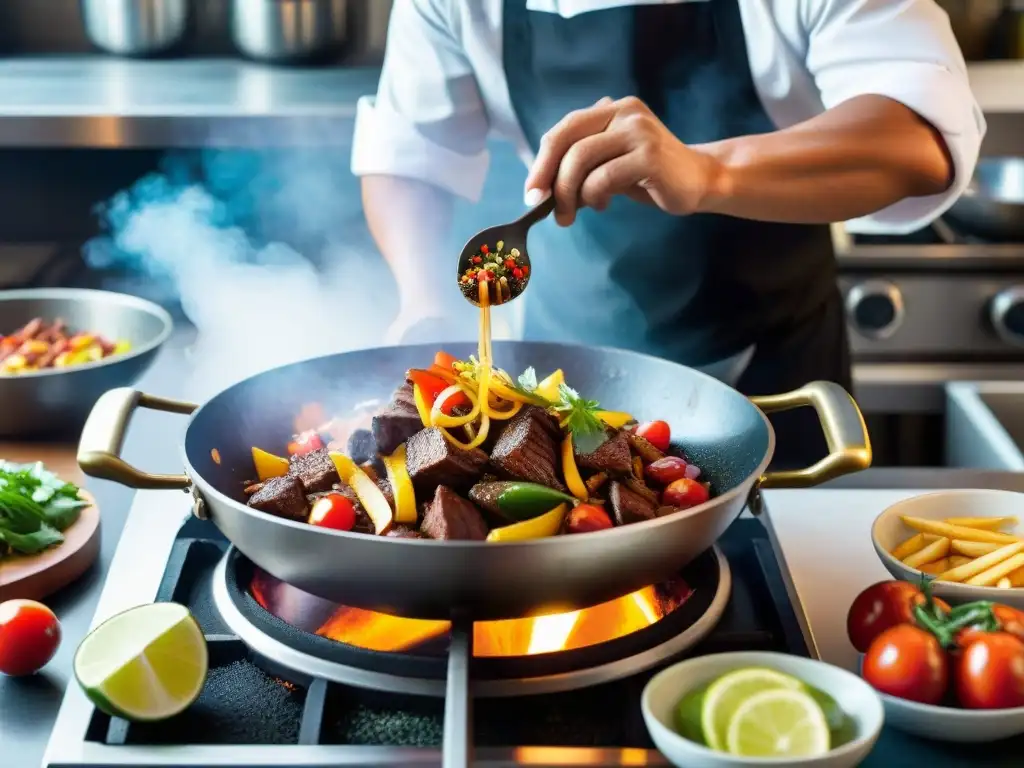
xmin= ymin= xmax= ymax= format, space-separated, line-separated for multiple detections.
xmin=575 ymin=429 xmax=632 ymax=475
xmin=386 ymin=525 xmax=424 ymax=539
xmin=420 ymin=486 xmax=488 ymax=541
xmin=609 ymin=480 xmax=657 ymax=525
xmin=248 ymin=475 xmax=309 ymax=521
xmin=489 ymin=406 xmax=567 ymax=492
xmin=405 ymin=427 xmax=488 ymax=492
xmin=467 ymin=480 xmax=504 ymax=517
xmin=287 ymin=448 xmax=339 ymax=493
xmin=347 ymin=428 xmax=378 ymax=465
xmin=372 ymin=382 xmax=423 ymax=455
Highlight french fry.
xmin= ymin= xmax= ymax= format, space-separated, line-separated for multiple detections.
xmin=935 ymin=541 xmax=1024 ymax=583
xmin=890 ymin=532 xmax=934 ymax=561
xmin=948 ymin=555 xmax=972 ymax=568
xmin=945 ymin=516 xmax=1018 ymax=530
xmin=903 ymin=537 xmax=951 ymax=569
xmin=901 ymin=516 xmax=1018 ymax=545
xmin=951 ymin=539 xmax=1002 ymax=557
xmin=918 ymin=558 xmax=950 ymax=575
xmin=998 ymin=578 xmax=1012 ymax=589
xmin=1007 ymin=566 xmax=1024 ymax=588
xmin=966 ymin=552 xmax=1024 ymax=587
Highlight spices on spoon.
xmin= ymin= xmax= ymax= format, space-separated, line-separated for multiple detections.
xmin=458 ymin=241 xmax=531 ymax=306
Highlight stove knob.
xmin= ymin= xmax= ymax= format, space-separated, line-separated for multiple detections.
xmin=845 ymin=281 xmax=904 ymax=340
xmin=990 ymin=287 xmax=1024 ymax=347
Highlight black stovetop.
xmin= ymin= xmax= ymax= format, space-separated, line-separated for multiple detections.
xmin=81 ymin=517 xmax=807 ymax=751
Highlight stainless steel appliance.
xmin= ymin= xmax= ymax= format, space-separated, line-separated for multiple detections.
xmin=839 ymin=233 xmax=1024 ymax=466
xmin=230 ymin=0 xmax=348 ymax=63
xmin=81 ymin=0 xmax=189 ymax=57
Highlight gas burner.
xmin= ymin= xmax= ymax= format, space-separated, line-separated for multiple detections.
xmin=212 ymin=546 xmax=732 ymax=697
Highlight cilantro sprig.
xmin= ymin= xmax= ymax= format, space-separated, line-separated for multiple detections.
xmin=551 ymin=384 xmax=609 ymax=454
xmin=0 ymin=461 xmax=87 ymax=558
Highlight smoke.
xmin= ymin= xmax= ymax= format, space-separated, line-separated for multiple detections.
xmin=84 ymin=146 xmax=396 ymax=401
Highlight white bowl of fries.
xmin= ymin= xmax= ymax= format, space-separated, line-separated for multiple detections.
xmin=872 ymin=490 xmax=1024 ymax=606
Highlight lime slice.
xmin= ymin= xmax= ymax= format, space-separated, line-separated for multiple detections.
xmin=74 ymin=602 xmax=208 ymax=722
xmin=673 ymin=682 xmax=710 ymax=745
xmin=725 ymin=688 xmax=830 ymax=758
xmin=700 ymin=667 xmax=803 ymax=751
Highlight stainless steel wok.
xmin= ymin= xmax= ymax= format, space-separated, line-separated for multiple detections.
xmin=78 ymin=341 xmax=871 ymax=621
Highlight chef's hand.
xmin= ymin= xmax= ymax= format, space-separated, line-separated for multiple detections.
xmin=524 ymin=96 xmax=723 ymax=226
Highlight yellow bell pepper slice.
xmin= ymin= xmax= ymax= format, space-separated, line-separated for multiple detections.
xmin=486 ymin=503 xmax=567 ymax=542
xmin=382 ymin=444 xmax=417 ymax=524
xmin=596 ymin=410 xmax=634 ymax=429
xmin=251 ymin=447 xmax=290 ymax=481
xmin=330 ymin=452 xmax=394 ymax=534
xmin=112 ymin=340 xmax=132 ymax=355
xmin=412 ymin=383 xmax=433 ymax=428
xmin=561 ymin=435 xmax=589 ymax=501
xmin=534 ymin=369 xmax=565 ymax=403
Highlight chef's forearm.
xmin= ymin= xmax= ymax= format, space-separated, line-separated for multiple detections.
xmin=361 ymin=175 xmax=456 ymax=312
xmin=695 ymin=95 xmax=954 ymax=224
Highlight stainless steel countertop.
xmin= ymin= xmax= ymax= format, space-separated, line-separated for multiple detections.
xmin=0 ymin=57 xmax=380 ymax=147
xmin=0 ymin=57 xmax=1019 ymax=148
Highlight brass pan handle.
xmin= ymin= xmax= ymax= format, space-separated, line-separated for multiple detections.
xmin=751 ymin=380 xmax=872 ymax=489
xmin=78 ymin=387 xmax=197 ymax=490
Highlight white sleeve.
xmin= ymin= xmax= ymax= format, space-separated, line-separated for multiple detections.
xmin=801 ymin=0 xmax=986 ymax=234
xmin=350 ymin=0 xmax=491 ymax=202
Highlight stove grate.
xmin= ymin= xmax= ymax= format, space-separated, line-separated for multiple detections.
xmin=86 ymin=520 xmax=804 ymax=751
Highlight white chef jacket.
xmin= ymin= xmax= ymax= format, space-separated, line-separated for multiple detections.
xmin=351 ymin=0 xmax=986 ymax=234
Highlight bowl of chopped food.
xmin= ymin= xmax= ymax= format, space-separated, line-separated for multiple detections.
xmin=848 ymin=580 xmax=1024 ymax=741
xmin=0 ymin=289 xmax=173 ymax=437
xmin=871 ymin=489 xmax=1024 ymax=609
xmin=641 ymin=651 xmax=883 ymax=767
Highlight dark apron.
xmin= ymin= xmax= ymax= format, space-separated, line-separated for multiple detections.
xmin=502 ymin=0 xmax=851 ymax=469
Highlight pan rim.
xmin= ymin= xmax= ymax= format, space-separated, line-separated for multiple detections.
xmin=181 ymin=339 xmax=776 ymax=549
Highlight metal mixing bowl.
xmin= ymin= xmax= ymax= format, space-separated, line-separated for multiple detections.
xmin=81 ymin=0 xmax=189 ymax=57
xmin=0 ymin=289 xmax=173 ymax=438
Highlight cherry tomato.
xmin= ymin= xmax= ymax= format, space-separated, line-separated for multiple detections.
xmin=480 ymin=245 xmax=489 ymax=254
xmin=862 ymin=624 xmax=948 ymax=705
xmin=512 ymin=267 xmax=524 ymax=279
xmin=662 ymin=477 xmax=710 ymax=509
xmin=472 ymin=255 xmax=482 ymax=264
xmin=645 ymin=456 xmax=689 ymax=485
xmin=504 ymin=258 xmax=516 ymax=269
xmin=567 ymin=503 xmax=614 ymax=534
xmin=993 ymin=605 xmax=1024 ymax=643
xmin=846 ymin=581 xmax=950 ymax=654
xmin=0 ymin=600 xmax=61 ymax=677
xmin=955 ymin=631 xmax=1024 ymax=709
xmin=309 ymin=494 xmax=357 ymax=532
xmin=477 ymin=270 xmax=494 ymax=282
xmin=287 ymin=430 xmax=323 ymax=457
xmin=636 ymin=420 xmax=671 ymax=452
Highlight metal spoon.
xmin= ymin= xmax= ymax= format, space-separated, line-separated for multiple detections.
xmin=456 ymin=193 xmax=556 ymax=307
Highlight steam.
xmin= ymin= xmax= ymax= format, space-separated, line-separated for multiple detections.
xmin=84 ymin=148 xmax=396 ymax=400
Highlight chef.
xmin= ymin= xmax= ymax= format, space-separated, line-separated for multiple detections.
xmin=351 ymin=0 xmax=984 ymax=467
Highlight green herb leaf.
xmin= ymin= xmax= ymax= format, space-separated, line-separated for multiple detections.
xmin=553 ymin=383 xmax=609 ymax=454
xmin=517 ymin=367 xmax=538 ymax=392
xmin=0 ymin=523 xmax=64 ymax=555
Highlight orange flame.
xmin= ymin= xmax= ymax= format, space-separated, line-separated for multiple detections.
xmin=314 ymin=585 xmax=672 ymax=657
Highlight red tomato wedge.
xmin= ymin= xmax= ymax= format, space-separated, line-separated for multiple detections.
xmin=433 ymin=350 xmax=460 ymax=372
xmin=408 ymin=369 xmax=469 ymax=414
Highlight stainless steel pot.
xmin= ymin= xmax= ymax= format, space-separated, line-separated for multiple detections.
xmin=81 ymin=0 xmax=189 ymax=56
xmin=944 ymin=157 xmax=1024 ymax=242
xmin=78 ymin=341 xmax=871 ymax=622
xmin=231 ymin=0 xmax=347 ymax=63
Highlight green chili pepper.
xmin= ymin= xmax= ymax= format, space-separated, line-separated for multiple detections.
xmin=469 ymin=481 xmax=574 ymax=522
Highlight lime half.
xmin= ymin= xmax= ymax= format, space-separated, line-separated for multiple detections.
xmin=725 ymin=688 xmax=830 ymax=757
xmin=700 ymin=667 xmax=803 ymax=751
xmin=74 ymin=602 xmax=208 ymax=722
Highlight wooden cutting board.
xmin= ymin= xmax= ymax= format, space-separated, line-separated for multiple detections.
xmin=0 ymin=444 xmax=101 ymax=602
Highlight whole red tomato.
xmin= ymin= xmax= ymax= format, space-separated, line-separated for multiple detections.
xmin=957 ymin=605 xmax=1024 ymax=649
xmin=955 ymin=631 xmax=1024 ymax=709
xmin=847 ymin=581 xmax=950 ymax=654
xmin=862 ymin=624 xmax=949 ymax=705
xmin=635 ymin=420 xmax=671 ymax=452
xmin=0 ymin=599 xmax=61 ymax=677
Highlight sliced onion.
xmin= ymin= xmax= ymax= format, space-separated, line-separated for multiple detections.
xmin=683 ymin=463 xmax=701 ymax=480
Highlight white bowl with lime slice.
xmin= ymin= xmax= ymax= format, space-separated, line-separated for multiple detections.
xmin=642 ymin=651 xmax=884 ymax=768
